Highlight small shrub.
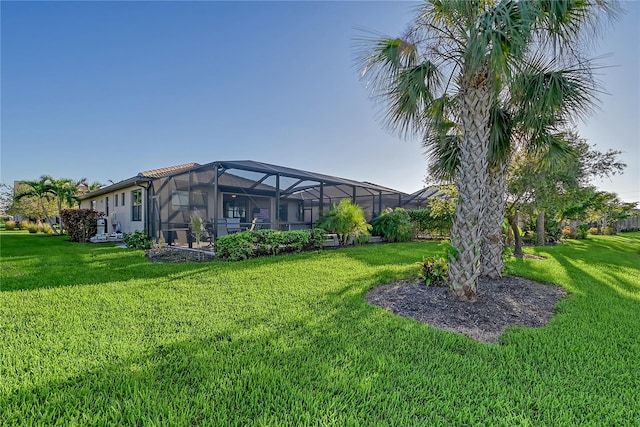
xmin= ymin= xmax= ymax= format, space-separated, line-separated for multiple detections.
xmin=19 ymin=221 xmax=30 ymax=230
xmin=562 ymin=228 xmax=572 ymax=238
xmin=371 ymin=208 xmax=413 ymax=242
xmin=355 ymin=234 xmax=370 ymax=245
xmin=27 ymin=223 xmax=39 ymax=233
xmin=309 ymin=228 xmax=327 ymax=249
xmin=418 ymin=256 xmax=448 ymax=287
xmin=41 ymin=223 xmax=54 ymax=234
xmin=5 ymin=221 xmax=16 ymax=231
xmin=215 ymin=232 xmax=256 ymax=261
xmin=576 ymin=224 xmax=589 ymax=239
xmin=588 ymin=227 xmax=599 ymax=235
xmin=123 ymin=230 xmax=153 ymax=250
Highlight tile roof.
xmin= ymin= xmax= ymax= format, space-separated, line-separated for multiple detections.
xmin=140 ymin=163 xmax=200 ymax=178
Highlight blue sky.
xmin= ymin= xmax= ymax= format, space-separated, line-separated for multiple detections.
xmin=1 ymin=1 xmax=638 ymax=202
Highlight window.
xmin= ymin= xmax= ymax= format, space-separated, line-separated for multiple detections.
xmin=132 ymin=189 xmax=142 ymax=221
xmin=224 ymin=200 xmax=246 ymax=221
xmin=121 ymin=192 xmax=125 ymax=206
xmin=105 ymin=197 xmax=109 ymax=216
xmin=115 ymin=194 xmax=118 ymax=207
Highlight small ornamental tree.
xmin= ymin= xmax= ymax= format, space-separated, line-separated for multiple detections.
xmin=316 ymin=199 xmax=371 ymax=246
xmin=60 ymin=209 xmax=102 ymax=242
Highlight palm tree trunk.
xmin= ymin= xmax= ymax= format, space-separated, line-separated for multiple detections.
xmin=536 ymin=211 xmax=545 ymax=245
xmin=40 ymin=199 xmax=56 ymax=232
xmin=57 ymin=200 xmax=65 ymax=235
xmin=449 ymin=80 xmax=492 ymax=301
xmin=481 ymin=163 xmax=507 ymax=279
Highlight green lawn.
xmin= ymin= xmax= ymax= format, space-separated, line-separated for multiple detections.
xmin=1 ymin=232 xmax=639 ymax=426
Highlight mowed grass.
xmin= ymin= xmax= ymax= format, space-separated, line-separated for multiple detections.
xmin=1 ymin=232 xmax=639 ymax=426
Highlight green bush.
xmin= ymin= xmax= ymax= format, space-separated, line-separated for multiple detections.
xmin=61 ymin=209 xmax=101 ymax=243
xmin=309 ymin=228 xmax=327 ymax=249
xmin=407 ymin=208 xmax=452 ymax=238
xmin=5 ymin=220 xmax=16 ymax=231
xmin=215 ymin=232 xmax=256 ymax=261
xmin=371 ymin=208 xmax=413 ymax=242
xmin=576 ymin=224 xmax=590 ymax=239
xmin=588 ymin=227 xmax=599 ymax=235
xmin=19 ymin=221 xmax=30 ymax=230
xmin=316 ymin=199 xmax=371 ymax=246
xmin=123 ymin=230 xmax=153 ymax=250
xmin=215 ymin=228 xmax=328 ymax=261
xmin=418 ymin=256 xmax=448 ymax=287
xmin=26 ymin=223 xmax=39 ymax=233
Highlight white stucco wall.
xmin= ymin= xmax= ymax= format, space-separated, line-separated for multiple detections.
xmin=80 ymin=185 xmax=146 ymax=234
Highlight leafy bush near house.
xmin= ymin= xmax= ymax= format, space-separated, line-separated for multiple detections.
xmin=418 ymin=256 xmax=448 ymax=287
xmin=216 ymin=228 xmax=328 ymax=261
xmin=60 ymin=209 xmax=102 ymax=242
xmin=309 ymin=228 xmax=328 ymax=249
xmin=316 ymin=199 xmax=371 ymax=246
xmin=588 ymin=227 xmax=599 ymax=235
xmin=371 ymin=208 xmax=413 ymax=243
xmin=407 ymin=208 xmax=452 ymax=238
xmin=123 ymin=230 xmax=153 ymax=250
xmin=26 ymin=223 xmax=39 ymax=233
xmin=5 ymin=220 xmax=17 ymax=231
xmin=19 ymin=221 xmax=30 ymax=230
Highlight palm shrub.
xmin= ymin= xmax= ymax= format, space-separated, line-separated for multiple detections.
xmin=316 ymin=199 xmax=371 ymax=246
xmin=371 ymin=208 xmax=413 ymax=243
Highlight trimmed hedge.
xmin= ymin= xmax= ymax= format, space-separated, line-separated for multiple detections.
xmin=216 ymin=228 xmax=327 ymax=261
xmin=407 ymin=208 xmax=452 ymax=238
xmin=60 ymin=209 xmax=102 ymax=242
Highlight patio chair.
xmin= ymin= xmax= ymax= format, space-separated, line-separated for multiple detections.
xmin=215 ymin=218 xmax=228 ymax=237
xmin=226 ymin=218 xmax=241 ymax=234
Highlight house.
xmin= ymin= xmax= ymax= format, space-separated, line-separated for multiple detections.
xmin=79 ymin=160 xmax=434 ymax=245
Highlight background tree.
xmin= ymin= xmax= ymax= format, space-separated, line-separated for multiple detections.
xmin=0 ymin=184 xmax=14 ymax=217
xmin=13 ymin=176 xmax=57 ymax=229
xmin=506 ymin=132 xmax=626 ymax=253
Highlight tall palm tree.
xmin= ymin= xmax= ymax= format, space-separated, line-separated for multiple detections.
xmin=13 ymin=176 xmax=56 ymax=229
xmin=47 ymin=177 xmax=81 ymax=234
xmin=357 ymin=0 xmax=618 ymax=300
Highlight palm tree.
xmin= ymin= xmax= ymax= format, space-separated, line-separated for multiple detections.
xmin=13 ymin=176 xmax=56 ymax=229
xmin=357 ymin=0 xmax=618 ymax=300
xmin=47 ymin=177 xmax=81 ymax=234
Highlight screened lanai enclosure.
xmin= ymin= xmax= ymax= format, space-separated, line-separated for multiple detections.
xmin=145 ymin=160 xmax=429 ymax=245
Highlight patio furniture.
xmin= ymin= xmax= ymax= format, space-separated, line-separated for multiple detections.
xmin=226 ymin=218 xmax=241 ymax=233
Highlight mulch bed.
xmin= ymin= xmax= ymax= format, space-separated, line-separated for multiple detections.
xmin=366 ymin=276 xmax=566 ymax=344
xmin=145 ymin=246 xmax=215 ymax=263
